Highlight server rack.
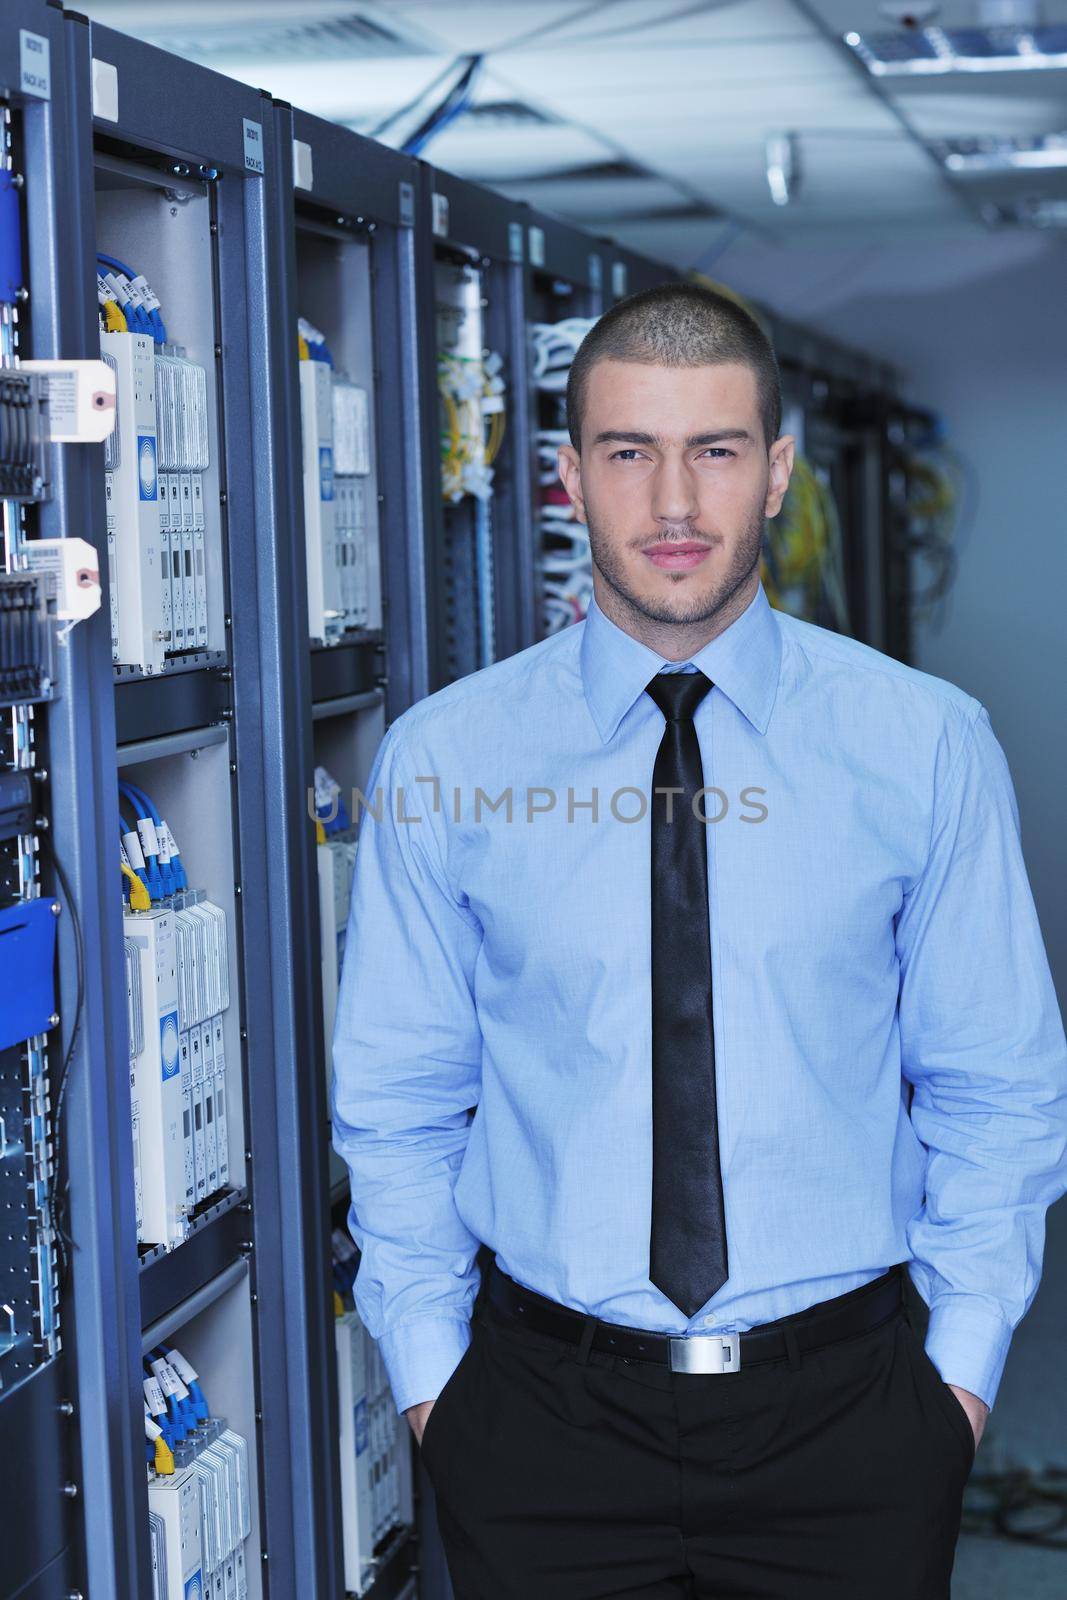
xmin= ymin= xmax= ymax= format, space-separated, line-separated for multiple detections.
xmin=516 ymin=204 xmax=607 ymax=643
xmin=50 ymin=14 xmax=328 ymax=1598
xmin=417 ymin=163 xmax=534 ymax=683
xmin=1 ymin=8 xmax=99 ymax=1596
xmin=271 ymin=100 xmax=432 ymax=1599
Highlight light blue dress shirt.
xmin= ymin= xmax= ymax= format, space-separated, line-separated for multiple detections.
xmin=332 ymin=577 xmax=1067 ymax=1417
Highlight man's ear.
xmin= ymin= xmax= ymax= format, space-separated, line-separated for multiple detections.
xmin=765 ymin=435 xmax=796 ymax=519
xmin=558 ymin=444 xmax=587 ymax=525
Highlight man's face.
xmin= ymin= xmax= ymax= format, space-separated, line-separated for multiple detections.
xmin=558 ymin=359 xmax=794 ymax=626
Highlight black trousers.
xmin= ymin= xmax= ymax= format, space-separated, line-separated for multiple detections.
xmin=419 ymin=1268 xmax=975 ymax=1599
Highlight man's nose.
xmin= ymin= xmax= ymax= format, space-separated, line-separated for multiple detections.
xmin=650 ymin=454 xmax=700 ymax=525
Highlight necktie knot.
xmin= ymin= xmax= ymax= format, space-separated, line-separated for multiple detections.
xmin=645 ymin=668 xmax=713 ymax=724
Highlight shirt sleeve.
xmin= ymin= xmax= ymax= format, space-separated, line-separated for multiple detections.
xmin=331 ymin=719 xmax=485 ymax=1416
xmin=896 ymin=699 xmax=1067 ymax=1412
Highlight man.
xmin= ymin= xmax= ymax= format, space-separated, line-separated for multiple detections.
xmin=332 ymin=283 xmax=1067 ymax=1598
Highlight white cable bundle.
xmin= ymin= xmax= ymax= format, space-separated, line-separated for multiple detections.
xmin=531 ymin=319 xmax=598 ymax=632
xmin=529 ymin=317 xmax=596 ymax=392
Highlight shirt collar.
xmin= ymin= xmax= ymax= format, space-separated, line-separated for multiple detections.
xmin=579 ymin=577 xmax=782 ymax=744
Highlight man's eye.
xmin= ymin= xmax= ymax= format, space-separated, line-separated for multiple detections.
xmin=610 ymin=450 xmax=644 ymax=461
xmin=702 ymin=449 xmax=735 ymax=460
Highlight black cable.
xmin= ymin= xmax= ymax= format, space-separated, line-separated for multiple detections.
xmin=365 ymin=55 xmax=468 ymax=141
xmin=35 ymin=827 xmax=85 ymax=1296
xmin=401 ymin=55 xmax=483 ymax=157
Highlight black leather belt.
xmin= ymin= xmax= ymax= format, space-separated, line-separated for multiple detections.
xmin=486 ymin=1258 xmax=905 ymax=1373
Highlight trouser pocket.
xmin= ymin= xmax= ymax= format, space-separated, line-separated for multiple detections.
xmin=901 ymin=1316 xmax=976 ymax=1474
xmin=420 ymin=1323 xmax=482 ymax=1481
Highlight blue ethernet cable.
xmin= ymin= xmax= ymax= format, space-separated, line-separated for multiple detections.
xmin=119 ymin=787 xmax=164 ymax=902
xmin=164 ymin=1347 xmax=210 ymax=1423
xmin=144 ymin=1381 xmax=176 ymax=1449
xmin=150 ymin=1348 xmax=198 ymax=1431
xmin=98 ymin=253 xmax=150 ymax=337
xmin=152 ymin=1347 xmax=206 ymax=1428
xmin=145 ymin=1358 xmax=189 ymax=1443
xmin=97 ymin=252 xmax=167 ymax=343
xmin=119 ymin=782 xmax=176 ymax=898
xmin=121 ymin=780 xmax=187 ymax=893
xmin=118 ymin=809 xmax=159 ymax=904
xmin=119 ymin=788 xmax=164 ymax=901
xmin=151 ymin=1344 xmax=198 ymax=1433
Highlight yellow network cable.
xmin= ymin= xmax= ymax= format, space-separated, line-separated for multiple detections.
xmin=297 ymin=332 xmax=309 ymax=361
xmin=485 ymin=407 xmax=506 ymax=466
xmin=121 ymin=861 xmax=151 ymax=912
xmin=762 ymin=455 xmax=850 ymax=632
xmin=437 ymin=348 xmax=507 ymax=501
xmin=153 ymin=1435 xmax=175 ymax=1476
xmin=103 ymin=300 xmax=127 ymax=332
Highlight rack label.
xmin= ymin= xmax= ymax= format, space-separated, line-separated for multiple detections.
xmin=292 ymin=138 xmax=313 ymax=192
xmin=242 ymin=118 xmax=265 ymax=175
xmin=19 ymin=31 xmax=50 ymax=100
xmin=431 ymin=192 xmax=450 ymax=238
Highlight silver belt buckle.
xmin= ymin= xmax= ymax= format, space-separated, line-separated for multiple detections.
xmin=669 ymin=1331 xmax=741 ymax=1374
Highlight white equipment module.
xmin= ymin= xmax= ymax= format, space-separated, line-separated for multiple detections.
xmin=102 ymin=330 xmax=165 ymax=672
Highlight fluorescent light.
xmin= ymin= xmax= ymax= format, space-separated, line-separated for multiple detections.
xmin=845 ymin=23 xmax=1067 ymax=76
xmin=765 ymin=133 xmax=800 ymax=207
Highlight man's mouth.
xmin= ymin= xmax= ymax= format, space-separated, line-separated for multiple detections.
xmin=643 ymin=541 xmax=714 ymax=571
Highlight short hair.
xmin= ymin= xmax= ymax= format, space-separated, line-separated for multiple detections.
xmin=565 ymin=281 xmax=782 ymax=453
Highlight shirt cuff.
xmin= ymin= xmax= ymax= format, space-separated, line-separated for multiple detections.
xmin=922 ymin=1294 xmax=1013 ymax=1413
xmin=377 ymin=1315 xmax=473 ymax=1417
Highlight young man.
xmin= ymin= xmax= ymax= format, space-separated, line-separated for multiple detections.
xmin=332 ymin=283 xmax=1067 ymax=1598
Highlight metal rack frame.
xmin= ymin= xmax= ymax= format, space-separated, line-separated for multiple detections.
xmin=44 ymin=13 xmax=331 ymax=1597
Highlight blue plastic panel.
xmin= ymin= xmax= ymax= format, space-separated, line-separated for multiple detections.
xmin=0 ymin=895 xmax=57 ymax=1050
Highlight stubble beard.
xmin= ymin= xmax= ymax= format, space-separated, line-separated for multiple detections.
xmin=586 ymin=501 xmax=767 ymax=629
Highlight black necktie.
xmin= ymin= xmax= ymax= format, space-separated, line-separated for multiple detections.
xmin=644 ymin=668 xmax=729 ymax=1317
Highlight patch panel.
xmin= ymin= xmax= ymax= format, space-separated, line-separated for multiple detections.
xmin=145 ymin=1341 xmax=252 ymax=1600
xmin=120 ymin=774 xmax=234 ymax=1248
xmin=98 ymin=251 xmax=215 ymax=673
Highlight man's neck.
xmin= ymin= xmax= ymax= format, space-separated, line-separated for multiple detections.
xmin=592 ymin=568 xmax=760 ymax=662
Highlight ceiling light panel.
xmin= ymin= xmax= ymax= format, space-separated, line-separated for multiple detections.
xmin=845 ymin=23 xmax=1067 ymax=75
